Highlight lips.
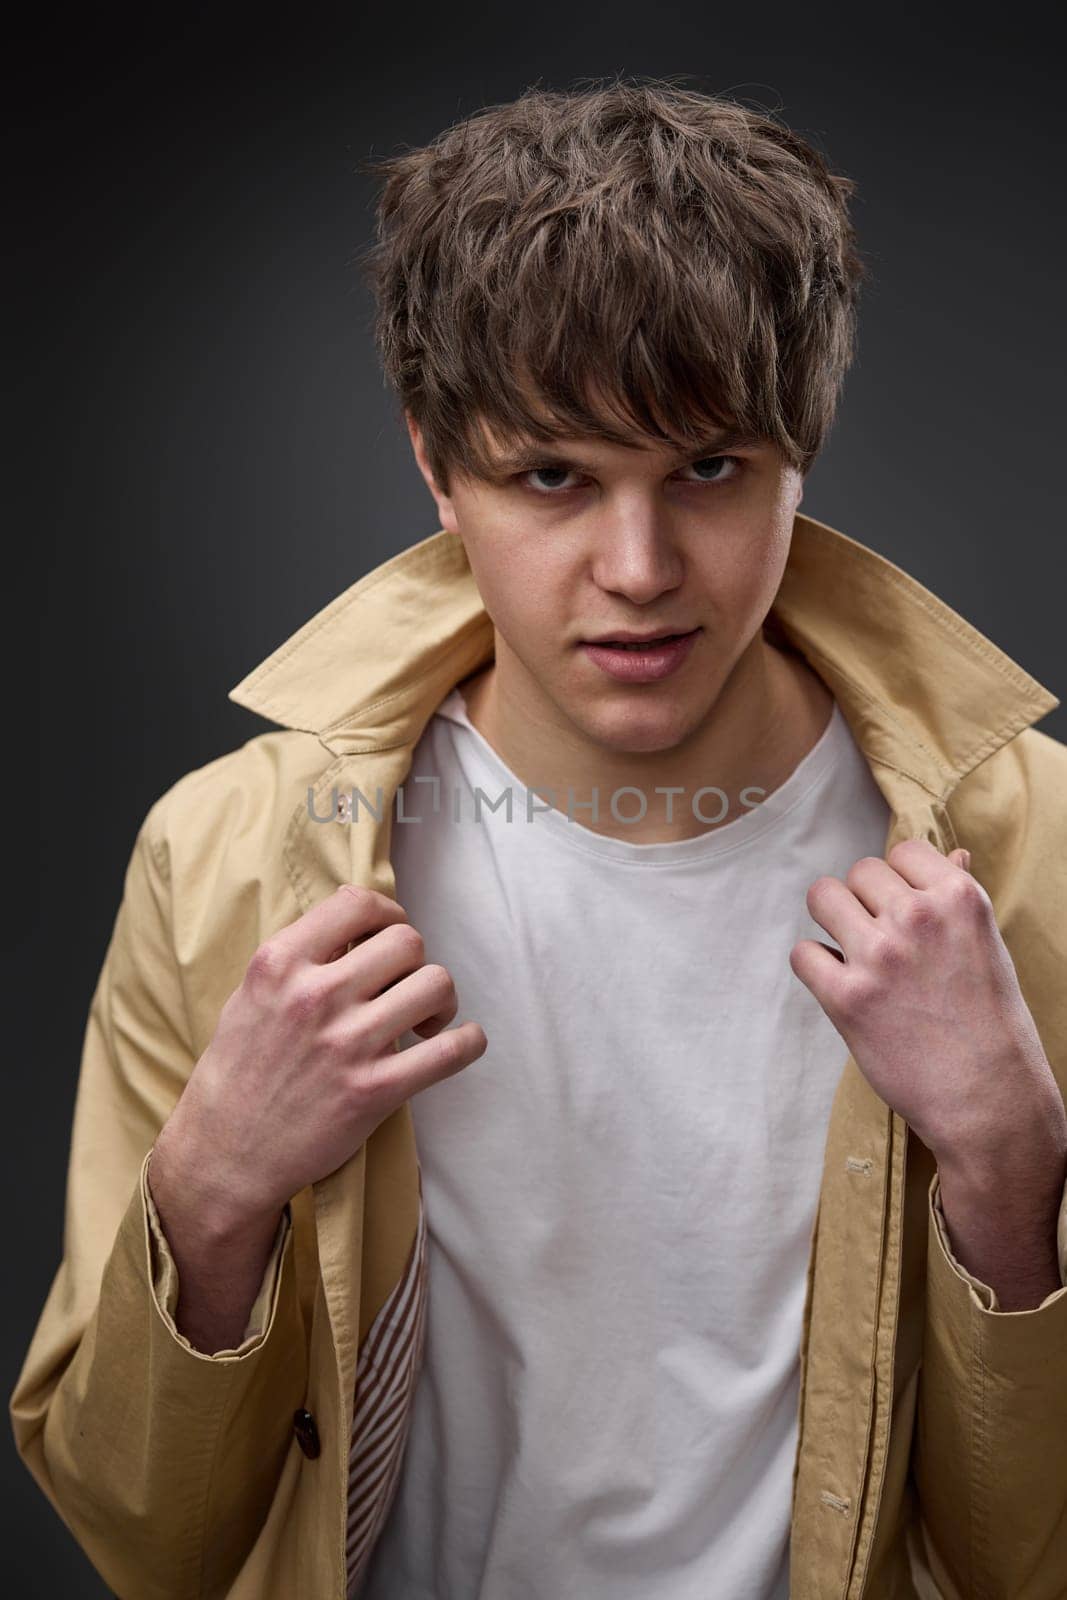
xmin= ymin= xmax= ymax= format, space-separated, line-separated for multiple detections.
xmin=586 ymin=628 xmax=697 ymax=647
xmin=597 ymin=633 xmax=689 ymax=651
xmin=580 ymin=628 xmax=700 ymax=683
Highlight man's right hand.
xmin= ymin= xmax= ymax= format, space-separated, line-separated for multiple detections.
xmin=152 ymin=884 xmax=488 ymax=1227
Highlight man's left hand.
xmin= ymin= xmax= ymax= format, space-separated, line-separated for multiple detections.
xmin=789 ymin=838 xmax=1063 ymax=1171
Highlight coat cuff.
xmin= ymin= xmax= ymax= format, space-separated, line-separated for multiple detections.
xmin=141 ymin=1148 xmax=292 ymax=1356
xmin=928 ymin=1169 xmax=1067 ymax=1314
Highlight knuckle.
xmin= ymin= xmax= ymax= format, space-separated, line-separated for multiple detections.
xmin=337 ymin=882 xmax=370 ymax=903
xmin=391 ymin=921 xmax=425 ymax=960
xmin=246 ymin=939 xmax=288 ymax=989
xmin=949 ymin=873 xmax=989 ymax=916
xmin=421 ymin=1026 xmax=453 ymax=1068
xmin=423 ymin=1026 xmax=465 ymax=1078
xmin=345 ymin=1065 xmax=388 ymax=1116
xmin=869 ymin=930 xmax=906 ymax=973
xmin=845 ymin=857 xmax=878 ymax=886
xmin=320 ymin=1021 xmax=356 ymax=1062
xmin=423 ymin=963 xmax=456 ymax=1000
xmin=844 ymin=859 xmax=882 ymax=897
xmin=342 ymin=883 xmax=400 ymax=912
xmin=341 ymin=1008 xmax=374 ymax=1053
xmin=284 ymin=972 xmax=324 ymax=1023
xmin=838 ymin=970 xmax=878 ymax=1020
xmin=899 ymin=894 xmax=939 ymax=935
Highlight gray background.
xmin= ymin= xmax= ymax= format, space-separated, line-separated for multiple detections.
xmin=7 ymin=4 xmax=1064 ymax=1590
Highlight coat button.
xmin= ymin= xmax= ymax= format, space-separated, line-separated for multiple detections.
xmin=293 ymin=1407 xmax=321 ymax=1459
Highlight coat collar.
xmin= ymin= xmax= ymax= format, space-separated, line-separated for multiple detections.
xmin=228 ymin=511 xmax=1058 ymax=802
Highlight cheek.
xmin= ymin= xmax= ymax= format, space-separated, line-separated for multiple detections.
xmin=756 ymin=525 xmax=794 ymax=595
xmin=725 ymin=501 xmax=795 ymax=608
xmin=695 ymin=530 xmax=789 ymax=622
xmin=465 ymin=547 xmax=564 ymax=648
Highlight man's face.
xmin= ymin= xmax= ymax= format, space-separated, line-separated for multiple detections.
xmin=407 ymin=411 xmax=805 ymax=756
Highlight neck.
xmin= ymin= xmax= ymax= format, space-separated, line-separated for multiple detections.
xmin=458 ymin=627 xmax=835 ymax=845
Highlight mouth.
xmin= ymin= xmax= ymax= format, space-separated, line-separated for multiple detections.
xmin=594 ymin=633 xmax=691 ymax=652
xmin=579 ymin=627 xmax=701 ymax=682
xmin=584 ymin=628 xmax=699 ymax=649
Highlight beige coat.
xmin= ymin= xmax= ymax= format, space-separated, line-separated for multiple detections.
xmin=11 ymin=511 xmax=1067 ymax=1598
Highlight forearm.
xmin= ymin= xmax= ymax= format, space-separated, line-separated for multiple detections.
xmin=147 ymin=1121 xmax=288 ymax=1355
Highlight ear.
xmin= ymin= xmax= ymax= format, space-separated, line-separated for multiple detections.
xmin=406 ymin=413 xmax=460 ymax=534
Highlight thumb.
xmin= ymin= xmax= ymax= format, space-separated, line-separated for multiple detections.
xmin=949 ymin=847 xmax=972 ymax=873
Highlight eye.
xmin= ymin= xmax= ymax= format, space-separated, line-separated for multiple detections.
xmin=521 ymin=465 xmax=582 ymax=494
xmin=517 ymin=454 xmax=745 ymax=496
xmin=677 ymin=454 xmax=743 ymax=485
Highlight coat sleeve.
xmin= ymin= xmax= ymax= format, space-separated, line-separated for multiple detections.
xmin=8 ymin=803 xmax=308 ymax=1600
xmin=911 ymin=1167 xmax=1067 ymax=1597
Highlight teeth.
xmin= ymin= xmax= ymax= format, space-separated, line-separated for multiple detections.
xmin=610 ymin=637 xmax=673 ymax=650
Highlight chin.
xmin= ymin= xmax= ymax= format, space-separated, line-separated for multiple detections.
xmin=581 ymin=699 xmax=698 ymax=756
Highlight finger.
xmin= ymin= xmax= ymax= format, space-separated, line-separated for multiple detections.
xmin=843 ymin=854 xmax=911 ymax=917
xmin=333 ymin=920 xmax=427 ymax=1000
xmin=789 ymin=937 xmax=848 ymax=1000
xmin=280 ymin=884 xmax=410 ymax=966
xmin=805 ymin=875 xmax=874 ymax=955
xmin=361 ymin=964 xmax=460 ymax=1048
xmin=886 ymin=836 xmax=962 ymax=889
xmin=379 ymin=1021 xmax=489 ymax=1101
xmin=335 ymin=932 xmax=463 ymax=1037
xmin=410 ymin=1009 xmax=456 ymax=1039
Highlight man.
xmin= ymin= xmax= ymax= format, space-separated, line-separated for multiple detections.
xmin=11 ymin=78 xmax=1067 ymax=1600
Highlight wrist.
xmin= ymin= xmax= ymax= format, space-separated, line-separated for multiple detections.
xmin=934 ymin=1123 xmax=1065 ymax=1310
xmin=150 ymin=1113 xmax=284 ymax=1242
xmin=931 ymin=1070 xmax=1067 ymax=1183
xmin=936 ymin=1146 xmax=1064 ymax=1239
xmin=935 ymin=1114 xmax=1066 ymax=1273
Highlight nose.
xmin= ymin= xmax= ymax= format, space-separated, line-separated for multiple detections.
xmin=588 ymin=500 xmax=685 ymax=605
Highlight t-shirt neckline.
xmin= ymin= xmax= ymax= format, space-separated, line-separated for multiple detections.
xmin=431 ymin=684 xmax=851 ymax=867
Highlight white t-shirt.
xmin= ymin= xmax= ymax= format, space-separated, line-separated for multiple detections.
xmin=359 ymin=685 xmax=891 ymax=1600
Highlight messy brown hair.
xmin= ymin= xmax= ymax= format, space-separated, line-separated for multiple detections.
xmin=357 ymin=76 xmax=867 ymax=493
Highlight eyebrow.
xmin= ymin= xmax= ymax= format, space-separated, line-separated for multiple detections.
xmin=486 ymin=430 xmax=763 ymax=477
